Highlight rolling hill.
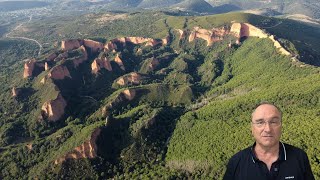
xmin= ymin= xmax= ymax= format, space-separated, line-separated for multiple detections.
xmin=172 ymin=0 xmax=215 ymax=13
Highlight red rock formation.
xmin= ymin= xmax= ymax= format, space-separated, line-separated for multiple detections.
xmin=145 ymin=39 xmax=162 ymax=47
xmin=12 ymin=87 xmax=20 ymax=97
xmin=230 ymin=23 xmax=242 ymax=38
xmin=114 ymin=54 xmax=125 ymax=71
xmin=107 ymin=88 xmax=137 ymax=109
xmin=41 ymin=93 xmax=67 ymax=122
xmin=48 ymin=65 xmax=72 ymax=80
xmin=176 ymin=29 xmax=186 ymax=40
xmin=44 ymin=62 xmax=50 ymax=71
xmin=230 ymin=23 xmax=268 ymax=38
xmin=40 ymin=77 xmax=46 ymax=84
xmin=269 ymin=35 xmax=291 ymax=56
xmin=26 ymin=143 xmax=33 ymax=151
xmin=117 ymin=37 xmax=126 ymax=44
xmin=23 ymin=59 xmax=36 ymax=78
xmin=230 ymin=23 xmax=290 ymax=56
xmin=116 ymin=72 xmax=141 ymax=86
xmin=126 ymin=37 xmax=150 ymax=44
xmin=122 ymin=89 xmax=136 ymax=100
xmin=136 ymin=48 xmax=142 ymax=54
xmin=54 ymin=128 xmax=101 ymax=164
xmin=104 ymin=41 xmax=117 ymax=52
xmin=189 ymin=26 xmax=229 ymax=46
xmin=73 ymin=46 xmax=88 ymax=67
xmin=83 ymin=39 xmax=104 ymax=53
xmin=106 ymin=36 xmax=166 ymax=49
xmin=91 ymin=57 xmax=112 ymax=74
xmin=162 ymin=36 xmax=170 ymax=45
xmin=61 ymin=39 xmax=83 ymax=51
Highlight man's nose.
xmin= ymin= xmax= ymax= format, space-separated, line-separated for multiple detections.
xmin=264 ymin=122 xmax=272 ymax=131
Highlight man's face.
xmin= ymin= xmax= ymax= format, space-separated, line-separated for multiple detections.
xmin=251 ymin=104 xmax=282 ymax=148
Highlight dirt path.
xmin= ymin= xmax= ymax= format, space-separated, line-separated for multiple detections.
xmin=5 ymin=15 xmax=43 ymax=56
xmin=261 ymin=21 xmax=283 ymax=29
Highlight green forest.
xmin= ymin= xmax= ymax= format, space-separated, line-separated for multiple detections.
xmin=0 ymin=11 xmax=319 ymax=179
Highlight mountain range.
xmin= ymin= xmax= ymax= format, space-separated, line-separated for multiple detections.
xmin=1 ymin=0 xmax=320 ymax=21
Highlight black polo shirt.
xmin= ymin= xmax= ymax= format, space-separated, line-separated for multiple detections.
xmin=223 ymin=142 xmax=315 ymax=180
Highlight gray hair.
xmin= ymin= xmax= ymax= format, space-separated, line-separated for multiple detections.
xmin=251 ymin=101 xmax=282 ymax=120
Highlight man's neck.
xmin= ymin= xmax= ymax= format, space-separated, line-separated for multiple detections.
xmin=255 ymin=142 xmax=279 ymax=155
xmin=254 ymin=142 xmax=279 ymax=170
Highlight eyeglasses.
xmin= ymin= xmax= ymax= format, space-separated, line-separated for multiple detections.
xmin=252 ymin=120 xmax=281 ymax=128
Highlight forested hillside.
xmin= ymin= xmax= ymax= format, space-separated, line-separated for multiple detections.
xmin=0 ymin=11 xmax=319 ymax=179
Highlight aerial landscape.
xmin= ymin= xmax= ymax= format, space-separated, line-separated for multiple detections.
xmin=0 ymin=0 xmax=320 ymax=179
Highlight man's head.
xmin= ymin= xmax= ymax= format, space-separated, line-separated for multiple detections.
xmin=251 ymin=102 xmax=282 ymax=149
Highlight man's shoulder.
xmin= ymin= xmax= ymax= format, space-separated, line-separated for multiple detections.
xmin=229 ymin=146 xmax=252 ymax=162
xmin=282 ymin=142 xmax=308 ymax=158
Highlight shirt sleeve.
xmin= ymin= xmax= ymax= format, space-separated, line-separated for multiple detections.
xmin=223 ymin=154 xmax=240 ymax=180
xmin=303 ymin=152 xmax=315 ymax=180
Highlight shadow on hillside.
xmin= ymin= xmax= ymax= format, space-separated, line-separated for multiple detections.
xmin=96 ymin=106 xmax=184 ymax=164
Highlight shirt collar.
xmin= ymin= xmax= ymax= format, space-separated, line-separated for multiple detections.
xmin=250 ymin=142 xmax=287 ymax=163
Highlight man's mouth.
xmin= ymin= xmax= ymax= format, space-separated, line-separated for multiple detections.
xmin=262 ymin=135 xmax=273 ymax=137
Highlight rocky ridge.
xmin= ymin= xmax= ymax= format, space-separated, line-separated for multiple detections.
xmin=21 ymin=24 xmax=291 ymax=122
xmin=54 ymin=128 xmax=101 ymax=164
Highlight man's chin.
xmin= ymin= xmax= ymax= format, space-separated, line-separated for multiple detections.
xmin=260 ymin=141 xmax=278 ymax=148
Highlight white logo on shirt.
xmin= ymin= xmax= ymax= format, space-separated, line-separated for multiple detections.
xmin=285 ymin=176 xmax=294 ymax=179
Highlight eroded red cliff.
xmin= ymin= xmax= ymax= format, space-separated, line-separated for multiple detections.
xmin=176 ymin=29 xmax=186 ymax=40
xmin=116 ymin=72 xmax=142 ymax=86
xmin=54 ymin=128 xmax=101 ymax=164
xmin=91 ymin=57 xmax=112 ymax=74
xmin=230 ymin=23 xmax=268 ymax=38
xmin=230 ymin=23 xmax=290 ymax=56
xmin=188 ymin=26 xmax=230 ymax=46
xmin=61 ymin=39 xmax=83 ymax=51
xmin=72 ymin=45 xmax=88 ymax=67
xmin=114 ymin=54 xmax=125 ymax=71
xmin=48 ymin=65 xmax=72 ymax=80
xmin=23 ymin=59 xmax=36 ymax=78
xmin=41 ymin=93 xmax=67 ymax=122
xmin=104 ymin=36 xmax=167 ymax=51
xmin=269 ymin=35 xmax=291 ymax=56
xmin=122 ymin=89 xmax=136 ymax=101
xmin=84 ymin=39 xmax=104 ymax=53
xmin=104 ymin=41 xmax=117 ymax=51
xmin=12 ymin=87 xmax=20 ymax=97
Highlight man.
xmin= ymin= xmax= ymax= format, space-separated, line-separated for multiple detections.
xmin=223 ymin=102 xmax=315 ymax=180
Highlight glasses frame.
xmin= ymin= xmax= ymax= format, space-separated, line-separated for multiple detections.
xmin=251 ymin=120 xmax=281 ymax=128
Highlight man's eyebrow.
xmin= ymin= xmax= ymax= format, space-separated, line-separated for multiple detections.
xmin=253 ymin=119 xmax=264 ymax=122
xmin=271 ymin=117 xmax=281 ymax=121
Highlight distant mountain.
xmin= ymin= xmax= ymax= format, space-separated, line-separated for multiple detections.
xmin=244 ymin=8 xmax=283 ymax=17
xmin=103 ymin=0 xmax=142 ymax=9
xmin=138 ymin=0 xmax=183 ymax=8
xmin=281 ymin=1 xmax=320 ymax=19
xmin=205 ymin=0 xmax=320 ymax=19
xmin=0 ymin=1 xmax=49 ymax=12
xmin=172 ymin=0 xmax=215 ymax=13
xmin=211 ymin=4 xmax=242 ymax=14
